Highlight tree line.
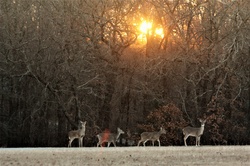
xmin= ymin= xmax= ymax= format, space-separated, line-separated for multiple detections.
xmin=0 ymin=0 xmax=250 ymax=147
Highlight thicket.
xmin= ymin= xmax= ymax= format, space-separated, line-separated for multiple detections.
xmin=0 ymin=0 xmax=250 ymax=147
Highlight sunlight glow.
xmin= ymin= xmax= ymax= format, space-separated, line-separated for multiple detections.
xmin=137 ymin=20 xmax=164 ymax=43
xmin=155 ymin=28 xmax=164 ymax=38
xmin=140 ymin=21 xmax=152 ymax=34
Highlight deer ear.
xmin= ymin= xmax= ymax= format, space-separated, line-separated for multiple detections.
xmin=80 ymin=121 xmax=86 ymax=125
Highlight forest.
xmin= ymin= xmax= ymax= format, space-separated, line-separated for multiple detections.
xmin=0 ymin=0 xmax=250 ymax=147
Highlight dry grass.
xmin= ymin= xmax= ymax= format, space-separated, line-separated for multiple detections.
xmin=0 ymin=146 xmax=249 ymax=165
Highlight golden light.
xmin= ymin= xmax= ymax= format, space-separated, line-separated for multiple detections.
xmin=140 ymin=21 xmax=152 ymax=34
xmin=155 ymin=28 xmax=164 ymax=38
xmin=137 ymin=20 xmax=164 ymax=43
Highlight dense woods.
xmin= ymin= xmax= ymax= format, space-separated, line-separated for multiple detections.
xmin=0 ymin=0 xmax=250 ymax=147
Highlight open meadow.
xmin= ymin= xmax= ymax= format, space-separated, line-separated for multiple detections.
xmin=0 ymin=146 xmax=249 ymax=165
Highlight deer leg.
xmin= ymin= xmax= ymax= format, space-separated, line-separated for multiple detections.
xmin=195 ymin=136 xmax=201 ymax=146
xmin=157 ymin=139 xmax=161 ymax=146
xmin=143 ymin=139 xmax=148 ymax=147
xmin=113 ymin=141 xmax=116 ymax=147
xmin=101 ymin=142 xmax=104 ymax=147
xmin=197 ymin=136 xmax=200 ymax=146
xmin=78 ymin=139 xmax=80 ymax=147
xmin=184 ymin=135 xmax=188 ymax=146
xmin=82 ymin=137 xmax=84 ymax=147
xmin=68 ymin=138 xmax=73 ymax=147
xmin=81 ymin=137 xmax=84 ymax=147
xmin=137 ymin=140 xmax=142 ymax=146
xmin=107 ymin=142 xmax=111 ymax=147
xmin=98 ymin=141 xmax=103 ymax=147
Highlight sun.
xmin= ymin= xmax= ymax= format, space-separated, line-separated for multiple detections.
xmin=140 ymin=21 xmax=152 ymax=34
xmin=137 ymin=20 xmax=164 ymax=43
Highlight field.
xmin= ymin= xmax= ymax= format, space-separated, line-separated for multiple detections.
xmin=0 ymin=146 xmax=249 ymax=165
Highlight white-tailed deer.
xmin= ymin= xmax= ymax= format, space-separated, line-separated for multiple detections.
xmin=137 ymin=127 xmax=166 ymax=147
xmin=182 ymin=119 xmax=206 ymax=146
xmin=96 ymin=127 xmax=125 ymax=147
xmin=68 ymin=121 xmax=87 ymax=147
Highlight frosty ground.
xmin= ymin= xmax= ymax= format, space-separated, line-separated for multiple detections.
xmin=0 ymin=146 xmax=249 ymax=165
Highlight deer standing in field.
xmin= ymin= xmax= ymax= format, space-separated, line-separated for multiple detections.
xmin=68 ymin=121 xmax=87 ymax=147
xmin=137 ymin=127 xmax=166 ymax=147
xmin=96 ymin=128 xmax=125 ymax=147
xmin=182 ymin=119 xmax=206 ymax=146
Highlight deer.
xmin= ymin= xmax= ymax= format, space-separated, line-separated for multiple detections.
xmin=182 ymin=118 xmax=206 ymax=146
xmin=96 ymin=127 xmax=125 ymax=147
xmin=68 ymin=121 xmax=87 ymax=147
xmin=137 ymin=127 xmax=166 ymax=147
